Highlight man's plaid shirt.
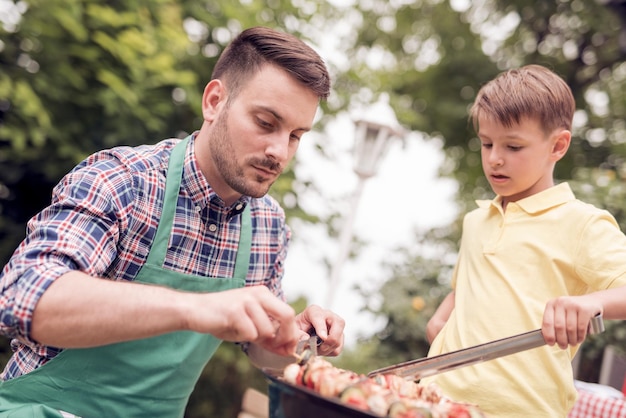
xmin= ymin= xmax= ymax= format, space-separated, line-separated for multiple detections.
xmin=0 ymin=136 xmax=289 ymax=379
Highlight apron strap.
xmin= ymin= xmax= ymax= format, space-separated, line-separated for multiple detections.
xmin=145 ymin=137 xmax=188 ymax=267
xmin=145 ymin=136 xmax=251 ymax=281
xmin=233 ymin=206 xmax=251 ymax=280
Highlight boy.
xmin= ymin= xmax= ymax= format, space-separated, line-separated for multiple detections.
xmin=424 ymin=64 xmax=626 ymax=417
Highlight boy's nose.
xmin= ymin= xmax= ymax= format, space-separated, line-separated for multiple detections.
xmin=489 ymin=150 xmax=504 ymax=167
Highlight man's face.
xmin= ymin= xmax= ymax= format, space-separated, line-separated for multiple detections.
xmin=200 ymin=64 xmax=319 ymax=205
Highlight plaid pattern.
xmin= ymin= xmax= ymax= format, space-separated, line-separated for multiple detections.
xmin=0 ymin=136 xmax=289 ymax=380
xmin=568 ymin=390 xmax=626 ymax=418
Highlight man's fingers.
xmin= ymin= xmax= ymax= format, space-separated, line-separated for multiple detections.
xmin=296 ymin=305 xmax=330 ymax=339
xmin=247 ymin=286 xmax=299 ymax=354
xmin=294 ymin=305 xmax=345 ymax=357
xmin=242 ymin=300 xmax=277 ymax=340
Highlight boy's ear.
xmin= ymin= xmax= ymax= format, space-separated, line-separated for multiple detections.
xmin=201 ymin=79 xmax=227 ymax=123
xmin=551 ymin=129 xmax=571 ymax=161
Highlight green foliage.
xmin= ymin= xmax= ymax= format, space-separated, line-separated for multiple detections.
xmin=0 ymin=0 xmax=202 ymax=264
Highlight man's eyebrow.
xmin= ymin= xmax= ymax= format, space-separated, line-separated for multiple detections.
xmin=257 ymin=105 xmax=311 ymax=132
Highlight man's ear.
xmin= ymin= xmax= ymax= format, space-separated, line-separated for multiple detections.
xmin=551 ymin=129 xmax=571 ymax=162
xmin=201 ymin=79 xmax=227 ymax=122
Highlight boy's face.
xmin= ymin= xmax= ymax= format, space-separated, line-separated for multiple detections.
xmin=477 ymin=115 xmax=570 ymax=205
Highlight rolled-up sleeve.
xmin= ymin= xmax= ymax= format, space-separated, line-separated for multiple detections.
xmin=0 ymin=159 xmax=132 ymax=345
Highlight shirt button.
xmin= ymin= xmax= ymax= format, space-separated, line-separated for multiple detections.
xmin=208 ymin=223 xmax=217 ymax=232
xmin=235 ymin=203 xmax=243 ymax=211
xmin=195 ymin=206 xmax=202 ymax=212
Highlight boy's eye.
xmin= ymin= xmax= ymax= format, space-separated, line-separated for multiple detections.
xmin=508 ymin=145 xmax=522 ymax=151
xmin=481 ymin=143 xmax=492 ymax=149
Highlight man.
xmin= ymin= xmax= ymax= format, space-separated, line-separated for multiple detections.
xmin=0 ymin=26 xmax=344 ymax=417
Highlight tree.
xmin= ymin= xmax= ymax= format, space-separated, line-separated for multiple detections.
xmin=0 ymin=0 xmax=201 ymax=260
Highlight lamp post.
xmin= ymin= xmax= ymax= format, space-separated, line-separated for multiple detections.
xmin=324 ymin=96 xmax=404 ymax=309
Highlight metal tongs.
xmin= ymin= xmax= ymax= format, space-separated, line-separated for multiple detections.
xmin=295 ymin=329 xmax=323 ymax=365
xmin=368 ymin=313 xmax=605 ymax=381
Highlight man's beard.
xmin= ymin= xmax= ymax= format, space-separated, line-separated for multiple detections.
xmin=209 ymin=110 xmax=282 ymax=199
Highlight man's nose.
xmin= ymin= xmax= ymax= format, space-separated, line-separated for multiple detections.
xmin=265 ymin=133 xmax=291 ymax=163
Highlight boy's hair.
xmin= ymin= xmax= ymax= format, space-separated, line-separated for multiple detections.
xmin=470 ymin=64 xmax=575 ymax=134
xmin=211 ymin=26 xmax=330 ymax=101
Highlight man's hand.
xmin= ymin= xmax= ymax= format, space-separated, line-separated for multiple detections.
xmin=190 ymin=285 xmax=300 ymax=357
xmin=295 ymin=304 xmax=345 ymax=356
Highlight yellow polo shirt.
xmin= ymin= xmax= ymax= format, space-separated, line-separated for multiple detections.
xmin=424 ymin=182 xmax=626 ymax=417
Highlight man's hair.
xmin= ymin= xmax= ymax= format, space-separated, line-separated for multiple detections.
xmin=211 ymin=26 xmax=330 ymax=101
xmin=470 ymin=64 xmax=575 ymax=134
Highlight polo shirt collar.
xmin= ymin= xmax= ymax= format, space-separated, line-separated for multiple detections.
xmin=477 ymin=182 xmax=575 ymax=214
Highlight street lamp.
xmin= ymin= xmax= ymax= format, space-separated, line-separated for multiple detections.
xmin=324 ymin=96 xmax=404 ymax=309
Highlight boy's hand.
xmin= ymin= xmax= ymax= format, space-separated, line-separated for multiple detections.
xmin=542 ymin=296 xmax=602 ymax=349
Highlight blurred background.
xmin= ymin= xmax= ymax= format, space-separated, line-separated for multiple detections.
xmin=1 ymin=0 xmax=626 ymax=416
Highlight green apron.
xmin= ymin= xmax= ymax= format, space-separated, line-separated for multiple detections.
xmin=0 ymin=137 xmax=251 ymax=417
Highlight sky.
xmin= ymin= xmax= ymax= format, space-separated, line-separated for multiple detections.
xmin=281 ymin=113 xmax=459 ymax=348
